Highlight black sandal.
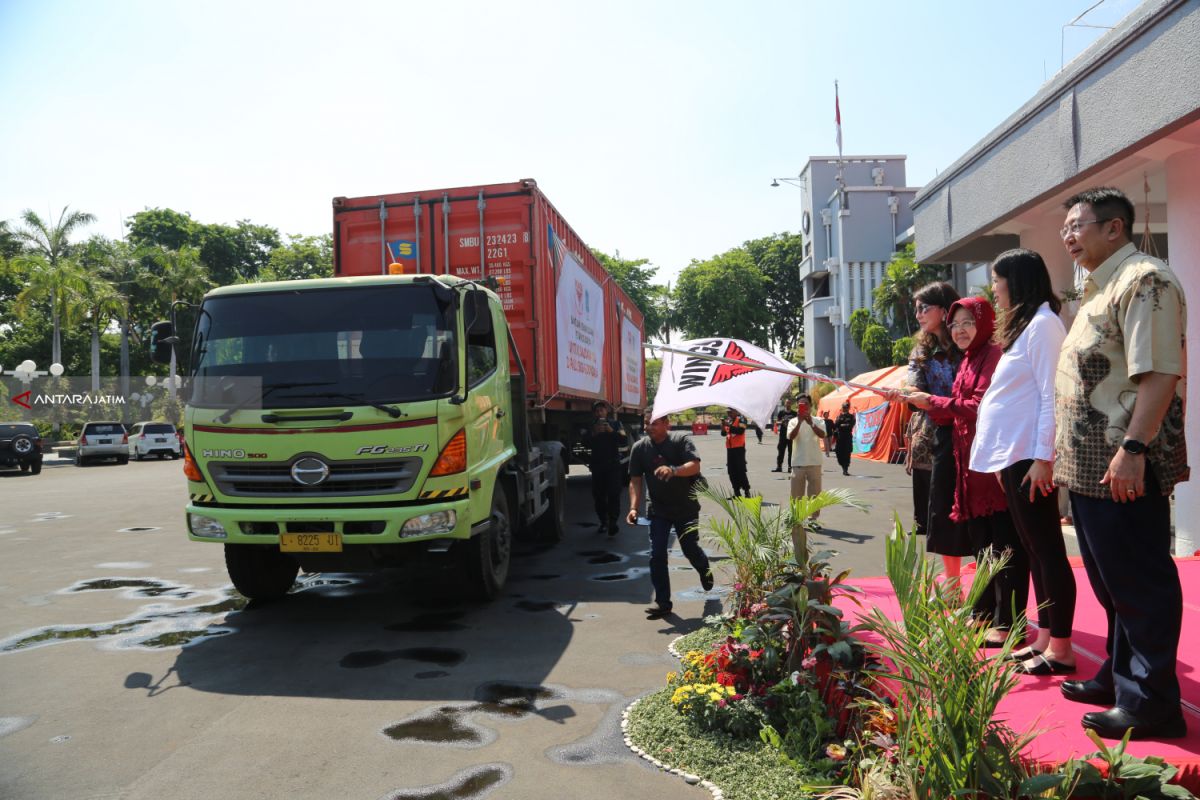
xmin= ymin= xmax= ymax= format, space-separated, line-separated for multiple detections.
xmin=1015 ymin=654 xmax=1076 ymax=676
xmin=1003 ymin=647 xmax=1044 ymax=662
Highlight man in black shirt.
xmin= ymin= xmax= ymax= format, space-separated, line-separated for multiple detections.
xmin=772 ymin=400 xmax=795 ymax=472
xmin=627 ymin=415 xmax=714 ymax=619
xmin=582 ymin=400 xmax=625 ymax=536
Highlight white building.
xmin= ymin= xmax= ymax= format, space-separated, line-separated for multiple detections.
xmin=791 ymin=155 xmax=919 ymax=379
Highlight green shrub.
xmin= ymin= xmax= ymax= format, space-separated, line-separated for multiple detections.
xmin=890 ymin=336 xmax=913 ymax=367
xmin=860 ymin=324 xmax=893 ymax=369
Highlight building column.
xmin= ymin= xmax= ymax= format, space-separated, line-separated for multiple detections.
xmin=1165 ymin=147 xmax=1200 ymax=555
xmin=1021 ymin=222 xmax=1074 ymax=295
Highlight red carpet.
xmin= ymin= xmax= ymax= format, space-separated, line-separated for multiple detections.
xmin=843 ymin=557 xmax=1200 ymax=791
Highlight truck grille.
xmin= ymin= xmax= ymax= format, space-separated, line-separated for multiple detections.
xmin=209 ymin=457 xmax=421 ymax=497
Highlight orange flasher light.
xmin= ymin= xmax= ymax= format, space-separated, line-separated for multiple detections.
xmin=388 ymin=262 xmax=419 ymax=275
xmin=182 ymin=442 xmax=204 ymax=482
xmin=429 ymin=429 xmax=467 ymax=476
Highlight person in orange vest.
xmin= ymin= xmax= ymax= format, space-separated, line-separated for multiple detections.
xmin=720 ymin=409 xmax=752 ymax=498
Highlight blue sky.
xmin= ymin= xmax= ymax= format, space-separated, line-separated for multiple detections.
xmin=0 ymin=0 xmax=1136 ymax=284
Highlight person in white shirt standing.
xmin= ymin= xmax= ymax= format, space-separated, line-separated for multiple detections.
xmin=788 ymin=393 xmax=827 ymax=547
xmin=970 ymin=248 xmax=1077 ymax=676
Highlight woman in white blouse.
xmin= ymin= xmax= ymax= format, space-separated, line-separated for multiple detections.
xmin=970 ymin=249 xmax=1077 ymax=675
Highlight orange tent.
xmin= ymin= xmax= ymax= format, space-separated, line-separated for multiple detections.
xmin=816 ymin=366 xmax=911 ymax=463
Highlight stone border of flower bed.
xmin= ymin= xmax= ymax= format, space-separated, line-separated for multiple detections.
xmin=618 ymin=634 xmax=726 ymax=800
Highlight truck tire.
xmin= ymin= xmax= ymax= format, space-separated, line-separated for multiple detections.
xmin=462 ymin=486 xmax=512 ymax=601
xmin=29 ymin=461 xmax=41 ymax=475
xmin=529 ymin=458 xmax=565 ymax=543
xmin=224 ymin=544 xmax=299 ymax=601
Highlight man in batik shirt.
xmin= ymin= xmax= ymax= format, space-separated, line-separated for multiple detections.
xmin=1054 ymin=187 xmax=1189 ymax=741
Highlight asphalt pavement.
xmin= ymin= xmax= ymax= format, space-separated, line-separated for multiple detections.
xmin=0 ymin=436 xmax=1072 ymax=800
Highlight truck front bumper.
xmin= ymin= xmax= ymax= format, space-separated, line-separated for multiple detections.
xmin=184 ymin=497 xmax=475 ymax=545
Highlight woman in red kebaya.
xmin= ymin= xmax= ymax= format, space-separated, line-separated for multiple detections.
xmin=908 ymin=297 xmax=1026 ymax=645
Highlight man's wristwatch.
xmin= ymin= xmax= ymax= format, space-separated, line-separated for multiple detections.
xmin=1121 ymin=438 xmax=1148 ymax=455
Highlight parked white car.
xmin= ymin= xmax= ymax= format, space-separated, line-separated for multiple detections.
xmin=128 ymin=422 xmax=182 ymax=460
xmin=76 ymin=422 xmax=129 ymax=466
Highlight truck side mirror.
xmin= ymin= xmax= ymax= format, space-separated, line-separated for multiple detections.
xmin=149 ymin=321 xmax=176 ymax=364
xmin=466 ymin=292 xmax=492 ymax=336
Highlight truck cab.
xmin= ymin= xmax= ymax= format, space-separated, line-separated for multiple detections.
xmin=152 ymin=273 xmax=565 ymax=601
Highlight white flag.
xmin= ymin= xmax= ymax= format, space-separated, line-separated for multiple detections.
xmin=651 ymin=338 xmax=794 ymax=429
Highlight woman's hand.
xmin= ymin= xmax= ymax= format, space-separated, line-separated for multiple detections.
xmin=1020 ymin=459 xmax=1055 ymax=504
xmin=907 ymin=391 xmax=932 ymax=409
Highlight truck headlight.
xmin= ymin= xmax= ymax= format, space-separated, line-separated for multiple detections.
xmin=400 ymin=511 xmax=456 ymax=537
xmin=189 ymin=514 xmax=228 ymax=539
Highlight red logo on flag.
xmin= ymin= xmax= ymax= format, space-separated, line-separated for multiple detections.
xmin=710 ymin=341 xmax=764 ymax=385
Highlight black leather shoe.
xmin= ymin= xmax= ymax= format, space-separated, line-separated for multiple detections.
xmin=1060 ymin=679 xmax=1116 ymax=706
xmin=1081 ymin=707 xmax=1187 ymax=740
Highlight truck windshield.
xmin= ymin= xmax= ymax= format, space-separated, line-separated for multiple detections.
xmin=189 ymin=284 xmax=457 ymax=408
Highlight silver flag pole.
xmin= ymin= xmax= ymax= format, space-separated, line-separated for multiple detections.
xmin=644 ymin=342 xmax=900 ymax=397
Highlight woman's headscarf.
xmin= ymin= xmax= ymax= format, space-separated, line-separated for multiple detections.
xmin=947 ymin=296 xmax=996 ymax=356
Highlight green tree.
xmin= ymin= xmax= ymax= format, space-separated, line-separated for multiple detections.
xmin=128 ymin=208 xmax=281 ymax=285
xmin=12 ymin=206 xmax=96 ymax=365
xmin=873 ymin=243 xmax=952 ymax=335
xmin=849 ymin=307 xmax=874 ymax=350
xmin=76 ymin=271 xmax=124 ymax=390
xmin=892 ymin=335 xmax=915 ymax=367
xmin=673 ymin=249 xmax=771 ymax=346
xmin=0 ymin=220 xmax=23 ymax=259
xmin=861 ymin=323 xmax=894 ymax=368
xmin=126 ymin=208 xmax=200 ymax=252
xmin=13 ymin=253 xmax=86 ymax=369
xmin=742 ymin=232 xmax=804 ymax=353
xmin=152 ymin=246 xmax=212 ymax=395
xmin=200 ymin=220 xmax=281 ymax=284
xmin=260 ymin=234 xmax=334 ymax=282
xmin=97 ymin=239 xmax=158 ymax=405
xmin=591 ymin=249 xmax=667 ymax=342
xmin=645 ymin=357 xmax=662 ymax=403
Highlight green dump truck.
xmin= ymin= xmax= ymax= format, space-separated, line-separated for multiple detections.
xmin=151 ymin=180 xmax=645 ymax=600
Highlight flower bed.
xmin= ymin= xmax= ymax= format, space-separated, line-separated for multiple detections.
xmin=624 ymin=491 xmax=1199 ymax=799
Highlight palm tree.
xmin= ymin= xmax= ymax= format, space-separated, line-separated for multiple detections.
xmin=99 ymin=240 xmax=157 ymax=409
xmin=13 ymin=206 xmax=96 ymax=365
xmin=13 ymin=253 xmax=87 ymax=367
xmin=76 ymin=271 xmax=125 ymax=391
xmin=152 ymin=246 xmax=212 ymax=399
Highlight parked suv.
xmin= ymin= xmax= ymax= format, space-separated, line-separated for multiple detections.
xmin=0 ymin=423 xmax=43 ymax=475
xmin=76 ymin=422 xmax=129 ymax=466
xmin=128 ymin=422 xmax=181 ymax=460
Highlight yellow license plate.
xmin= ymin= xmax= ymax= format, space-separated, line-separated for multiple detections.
xmin=279 ymin=532 xmax=342 ymax=553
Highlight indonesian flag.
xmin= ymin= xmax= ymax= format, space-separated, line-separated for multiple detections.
xmin=651 ymin=338 xmax=795 ymax=428
xmin=835 ymin=81 xmax=843 ymax=156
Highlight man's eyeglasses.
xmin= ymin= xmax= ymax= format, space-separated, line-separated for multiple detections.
xmin=1060 ymin=218 xmax=1111 ymax=238
xmin=947 ymin=319 xmax=977 ymax=332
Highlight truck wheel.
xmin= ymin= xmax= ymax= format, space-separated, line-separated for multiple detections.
xmin=224 ymin=544 xmax=299 ymax=601
xmin=117 ymin=455 xmax=129 ymax=465
xmin=19 ymin=462 xmax=29 ymax=473
xmin=462 ymin=487 xmax=512 ymax=600
xmin=529 ymin=459 xmax=565 ymax=543
xmin=29 ymin=461 xmax=41 ymax=475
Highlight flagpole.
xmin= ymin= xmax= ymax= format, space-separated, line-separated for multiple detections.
xmin=834 ymin=79 xmax=848 ymax=382
xmin=644 ymin=343 xmax=899 ymax=398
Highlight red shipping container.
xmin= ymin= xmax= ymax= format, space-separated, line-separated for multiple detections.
xmin=332 ymin=180 xmax=645 ymax=420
